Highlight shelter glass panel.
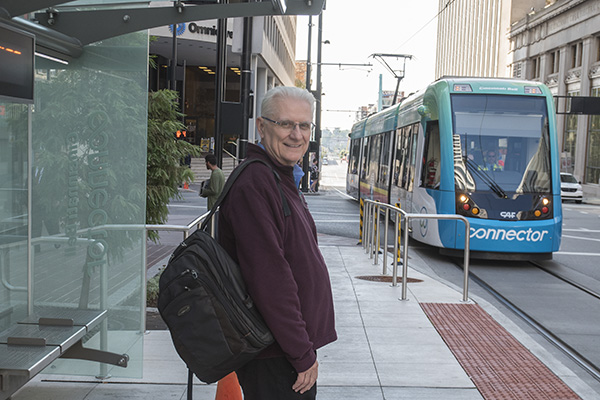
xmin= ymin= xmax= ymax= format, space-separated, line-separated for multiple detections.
xmin=29 ymin=32 xmax=149 ymax=378
xmin=0 ymin=103 xmax=29 ymax=331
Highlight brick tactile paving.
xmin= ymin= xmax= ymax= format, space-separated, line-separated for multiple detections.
xmin=421 ymin=303 xmax=581 ymax=400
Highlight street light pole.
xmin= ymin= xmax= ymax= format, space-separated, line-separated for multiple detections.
xmin=314 ymin=11 xmax=323 ymax=191
xmin=214 ymin=0 xmax=228 ymax=167
xmin=301 ymin=15 xmax=313 ymax=192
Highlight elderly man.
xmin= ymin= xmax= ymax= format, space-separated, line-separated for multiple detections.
xmin=218 ymin=86 xmax=337 ymax=399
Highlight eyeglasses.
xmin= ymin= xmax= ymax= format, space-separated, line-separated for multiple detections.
xmin=262 ymin=117 xmax=315 ymax=132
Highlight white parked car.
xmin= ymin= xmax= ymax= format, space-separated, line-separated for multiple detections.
xmin=560 ymin=172 xmax=583 ymax=203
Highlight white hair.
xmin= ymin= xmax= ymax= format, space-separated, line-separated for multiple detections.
xmin=261 ymin=86 xmax=315 ymax=118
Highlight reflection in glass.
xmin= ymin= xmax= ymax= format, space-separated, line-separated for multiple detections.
xmin=0 ymin=103 xmax=29 ymax=331
xmin=27 ymin=32 xmax=148 ymax=378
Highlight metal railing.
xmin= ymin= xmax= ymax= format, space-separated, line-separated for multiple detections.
xmin=145 ymin=210 xmax=211 ymax=240
xmin=362 ymin=199 xmax=470 ymax=302
xmin=1 ymin=211 xmax=213 ymax=295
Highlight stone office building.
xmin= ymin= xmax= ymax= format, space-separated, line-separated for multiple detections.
xmin=436 ymin=0 xmax=600 ymax=200
xmin=509 ymin=0 xmax=600 ymax=199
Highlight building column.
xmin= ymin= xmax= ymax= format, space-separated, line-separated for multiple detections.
xmin=248 ymin=55 xmax=259 ymax=145
xmin=574 ymin=36 xmax=593 ymax=180
xmin=556 ymin=45 xmax=569 ymax=160
xmin=255 ymin=66 xmax=268 ymax=129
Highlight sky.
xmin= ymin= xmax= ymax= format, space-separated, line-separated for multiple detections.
xmin=296 ymin=0 xmax=439 ymax=131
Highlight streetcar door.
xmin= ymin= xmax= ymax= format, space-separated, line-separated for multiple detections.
xmin=403 ymin=124 xmax=419 ymax=210
xmin=412 ymin=120 xmax=441 ymax=238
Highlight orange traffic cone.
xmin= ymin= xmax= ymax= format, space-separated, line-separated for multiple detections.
xmin=215 ymin=372 xmax=242 ymax=400
xmin=183 ymin=182 xmax=189 ymax=190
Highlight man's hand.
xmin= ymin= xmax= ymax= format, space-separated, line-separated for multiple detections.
xmin=292 ymin=360 xmax=318 ymax=394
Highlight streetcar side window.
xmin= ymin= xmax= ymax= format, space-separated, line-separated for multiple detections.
xmin=368 ymin=135 xmax=382 ymax=182
xmin=408 ymin=123 xmax=420 ymax=191
xmin=393 ymin=123 xmax=420 ymax=191
xmin=360 ymin=137 xmax=370 ymax=179
xmin=421 ymin=121 xmax=441 ymax=189
xmin=379 ymin=132 xmax=392 ymax=186
xmin=402 ymin=124 xmax=419 ymax=191
xmin=348 ymin=138 xmax=361 ymax=175
xmin=393 ymin=128 xmax=403 ymax=187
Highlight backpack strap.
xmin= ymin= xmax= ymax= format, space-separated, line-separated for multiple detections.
xmin=200 ymin=158 xmax=291 ymax=231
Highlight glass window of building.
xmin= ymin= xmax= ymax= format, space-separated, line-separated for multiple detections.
xmin=549 ymin=50 xmax=560 ymax=74
xmin=570 ymin=42 xmax=583 ymax=68
xmin=531 ymin=57 xmax=541 ymax=80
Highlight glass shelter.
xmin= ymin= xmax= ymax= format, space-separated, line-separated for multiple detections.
xmin=1 ymin=30 xmax=149 ymax=379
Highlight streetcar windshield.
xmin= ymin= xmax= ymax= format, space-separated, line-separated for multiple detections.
xmin=451 ymin=94 xmax=551 ymax=195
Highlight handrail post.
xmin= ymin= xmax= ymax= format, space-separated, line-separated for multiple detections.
xmin=370 ymin=203 xmax=376 ymax=260
xmin=401 ymin=215 xmax=410 ymax=299
xmin=363 ymin=201 xmax=370 ymax=253
xmin=358 ymin=198 xmax=364 ymax=245
xmin=462 ymin=217 xmax=470 ymax=302
xmin=392 ymin=211 xmax=399 ymax=287
xmin=367 ymin=201 xmax=372 ymax=253
xmin=373 ymin=203 xmax=380 ymax=266
xmin=382 ymin=208 xmax=389 ymax=275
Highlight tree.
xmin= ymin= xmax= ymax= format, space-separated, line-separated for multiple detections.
xmin=146 ymin=89 xmax=201 ymax=241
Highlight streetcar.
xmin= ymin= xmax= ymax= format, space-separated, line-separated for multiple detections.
xmin=347 ymin=77 xmax=562 ymax=260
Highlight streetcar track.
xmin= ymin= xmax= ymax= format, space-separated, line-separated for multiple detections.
xmin=531 ymin=261 xmax=600 ymax=302
xmin=453 ymin=260 xmax=600 ymax=382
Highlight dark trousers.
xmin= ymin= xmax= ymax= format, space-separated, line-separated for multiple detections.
xmin=236 ymin=357 xmax=317 ymax=400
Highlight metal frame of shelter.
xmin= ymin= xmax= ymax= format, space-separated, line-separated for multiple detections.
xmin=0 ymin=0 xmax=325 ymax=59
xmin=0 ymin=2 xmax=324 ymax=399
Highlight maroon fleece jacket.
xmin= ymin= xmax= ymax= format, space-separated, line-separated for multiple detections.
xmin=218 ymin=144 xmax=337 ymax=373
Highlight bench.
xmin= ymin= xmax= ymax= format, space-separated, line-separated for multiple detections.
xmin=0 ymin=307 xmax=129 ymax=400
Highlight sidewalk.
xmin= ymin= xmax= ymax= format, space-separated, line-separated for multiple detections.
xmin=11 ymin=183 xmax=600 ymax=399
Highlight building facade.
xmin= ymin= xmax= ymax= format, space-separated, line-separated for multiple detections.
xmin=509 ymin=0 xmax=600 ymax=198
xmin=435 ymin=0 xmax=521 ymax=78
xmin=436 ymin=0 xmax=600 ymax=200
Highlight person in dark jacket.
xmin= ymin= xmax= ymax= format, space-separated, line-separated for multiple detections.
xmin=218 ymin=86 xmax=337 ymax=399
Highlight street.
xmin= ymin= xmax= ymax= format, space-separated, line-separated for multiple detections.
xmin=314 ymin=159 xmax=600 ymax=394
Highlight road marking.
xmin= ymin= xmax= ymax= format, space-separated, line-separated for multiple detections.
xmin=563 ymin=228 xmax=600 ymax=233
xmin=555 ymin=252 xmax=600 ymax=256
xmin=562 ymin=234 xmax=600 ymax=243
xmin=332 ymin=187 xmax=355 ymax=200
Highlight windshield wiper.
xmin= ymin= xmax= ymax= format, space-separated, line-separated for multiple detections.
xmin=465 ymin=158 xmax=508 ymax=198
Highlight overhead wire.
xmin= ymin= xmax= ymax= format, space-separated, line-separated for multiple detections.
xmin=393 ymin=0 xmax=457 ymax=51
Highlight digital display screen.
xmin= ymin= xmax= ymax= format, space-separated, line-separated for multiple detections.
xmin=0 ymin=23 xmax=34 ymax=103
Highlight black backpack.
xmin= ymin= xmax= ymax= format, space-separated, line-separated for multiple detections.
xmin=157 ymin=158 xmax=290 ymax=384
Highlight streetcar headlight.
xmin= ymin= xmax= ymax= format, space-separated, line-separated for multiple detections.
xmin=541 ymin=197 xmax=550 ymax=206
xmin=459 ymin=194 xmax=469 ymax=203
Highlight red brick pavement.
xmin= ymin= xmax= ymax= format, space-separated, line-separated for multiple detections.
xmin=421 ymin=303 xmax=581 ymax=400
